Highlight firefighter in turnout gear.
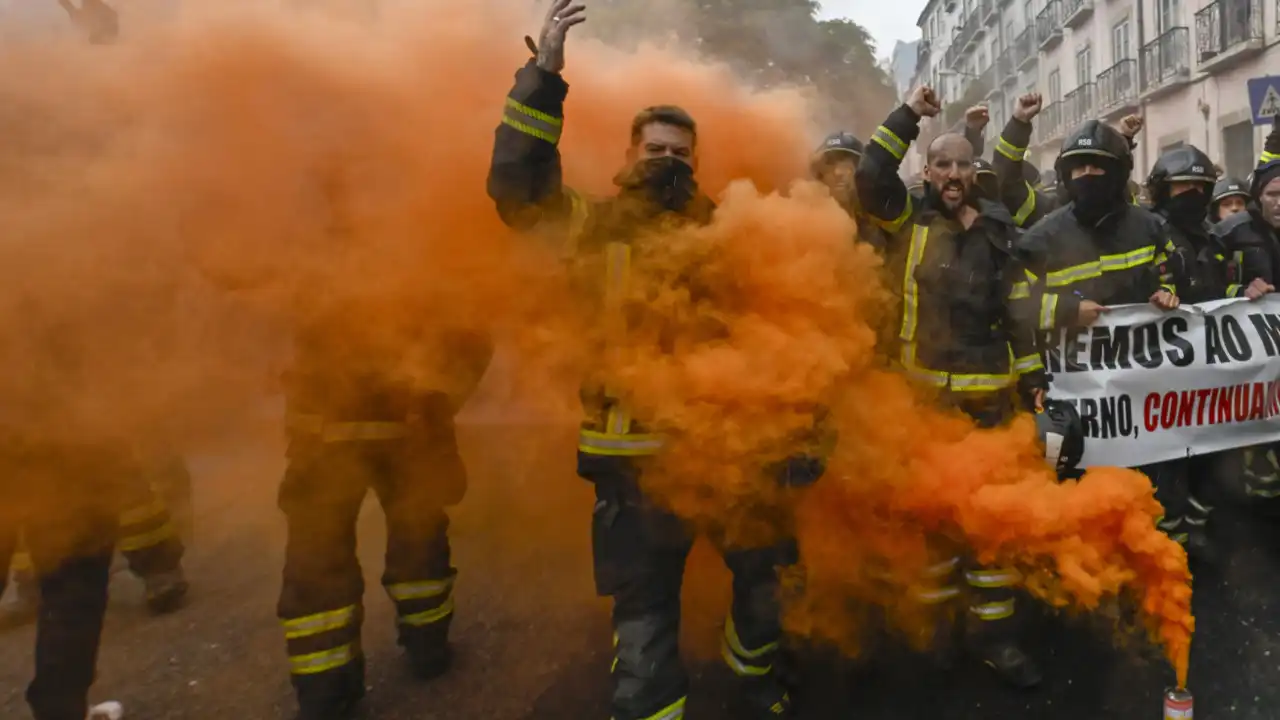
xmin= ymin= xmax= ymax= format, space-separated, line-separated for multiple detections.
xmin=810 ymin=131 xmax=886 ymax=252
xmin=1014 ymin=119 xmax=1191 ymax=550
xmin=991 ymin=93 xmax=1059 ymax=228
xmin=487 ymin=3 xmax=801 ymax=718
xmin=856 ymin=84 xmax=1047 ymax=689
xmin=1210 ymin=177 xmax=1251 ymax=222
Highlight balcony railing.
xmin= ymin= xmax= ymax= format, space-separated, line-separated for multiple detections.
xmin=997 ymin=51 xmax=1017 ymax=88
xmin=956 ymin=9 xmax=983 ymax=51
xmin=1038 ymin=101 xmax=1064 ymax=143
xmin=1096 ymin=58 xmax=1139 ymax=114
xmin=1195 ymin=0 xmax=1264 ymax=63
xmin=1062 ymin=84 xmax=1096 ymax=129
xmin=984 ymin=0 xmax=1000 ymax=24
xmin=1062 ymin=0 xmax=1094 ymax=28
xmin=1013 ymin=27 xmax=1038 ymax=71
xmin=979 ymin=62 xmax=1002 ymax=99
xmin=1036 ymin=1 xmax=1064 ymax=50
xmin=1140 ymin=27 xmax=1191 ymax=94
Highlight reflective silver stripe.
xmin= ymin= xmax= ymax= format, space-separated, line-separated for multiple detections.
xmin=1188 ymin=496 xmax=1212 ymax=515
xmin=724 ymin=615 xmax=777 ymax=659
xmin=720 ymin=640 xmax=771 ymax=676
xmin=923 ymin=557 xmax=959 ymax=578
xmin=916 ymin=586 xmax=960 ymax=603
xmin=577 ymin=429 xmax=664 ymax=455
xmin=282 ymin=605 xmax=357 ymax=640
xmin=1013 ymin=354 xmax=1043 ymax=374
xmin=387 ymin=578 xmax=453 ymax=602
xmin=995 ymin=136 xmax=1026 ymax=162
xmin=871 ymin=124 xmax=909 ymax=159
xmin=970 ymin=598 xmax=1015 ymax=620
xmin=1007 ymin=281 xmax=1031 ymax=300
xmin=502 ymin=97 xmax=563 ymax=144
xmin=401 ymin=596 xmax=454 ymax=627
xmin=965 ymin=569 xmax=1019 ymax=588
xmin=289 ymin=644 xmax=355 ymax=675
xmin=1044 ymin=246 xmax=1156 ymax=287
xmin=1039 ymin=293 xmax=1058 ymax=330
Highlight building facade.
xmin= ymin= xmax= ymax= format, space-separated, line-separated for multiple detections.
xmin=910 ymin=0 xmax=1280 ymax=182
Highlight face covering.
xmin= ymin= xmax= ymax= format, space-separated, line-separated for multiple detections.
xmin=1161 ymin=191 xmax=1209 ymax=229
xmin=616 ymin=156 xmax=698 ymax=213
xmin=1069 ymin=174 xmax=1124 ymax=226
xmin=975 ymin=175 xmax=998 ymax=203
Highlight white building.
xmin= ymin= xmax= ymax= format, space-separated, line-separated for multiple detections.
xmin=911 ymin=0 xmax=1280 ymax=182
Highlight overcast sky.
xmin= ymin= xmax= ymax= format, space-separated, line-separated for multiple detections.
xmin=817 ymin=0 xmax=928 ymax=55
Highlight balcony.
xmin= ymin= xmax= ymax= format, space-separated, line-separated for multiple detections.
xmin=1062 ymin=0 xmax=1094 ymax=28
xmin=980 ymin=62 xmax=1003 ymax=101
xmin=1140 ymin=27 xmax=1192 ymax=99
xmin=1096 ymin=58 xmax=1139 ymax=118
xmin=916 ymin=39 xmax=931 ymax=72
xmin=1036 ymin=1 xmax=1064 ymax=51
xmin=1195 ymin=0 xmax=1265 ymax=73
xmin=955 ymin=10 xmax=983 ymax=53
xmin=1037 ymin=101 xmax=1066 ymax=145
xmin=1014 ymin=27 xmax=1038 ymax=71
xmin=983 ymin=0 xmax=1000 ymax=25
xmin=1062 ymin=84 xmax=1096 ymax=129
xmin=997 ymin=50 xmax=1018 ymax=90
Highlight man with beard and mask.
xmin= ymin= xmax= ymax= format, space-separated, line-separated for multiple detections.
xmin=810 ymin=132 xmax=886 ymax=251
xmin=1014 ymin=120 xmax=1189 ymax=550
xmin=487 ymin=2 xmax=813 ymax=718
xmin=856 ymin=84 xmax=1048 ymax=689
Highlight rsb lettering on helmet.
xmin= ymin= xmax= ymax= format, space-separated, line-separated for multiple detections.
xmin=1192 ymin=165 xmax=1205 ymax=174
xmin=1076 ymin=138 xmax=1094 ymax=147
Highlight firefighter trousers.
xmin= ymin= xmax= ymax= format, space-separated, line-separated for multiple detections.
xmin=1142 ymin=459 xmax=1190 ymax=545
xmin=277 ymin=429 xmax=462 ymax=718
xmin=0 ymin=447 xmax=128 ymax=720
xmin=584 ymin=456 xmax=795 ymax=720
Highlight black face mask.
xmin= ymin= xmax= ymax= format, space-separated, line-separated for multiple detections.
xmin=1161 ymin=191 xmax=1209 ymax=229
xmin=1069 ymin=174 xmax=1124 ymax=226
xmin=616 ymin=156 xmax=698 ymax=213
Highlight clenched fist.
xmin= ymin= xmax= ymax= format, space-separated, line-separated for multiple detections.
xmin=965 ymin=105 xmax=990 ymax=131
xmin=1120 ymin=114 xmax=1144 ymax=138
xmin=1013 ymin=92 xmax=1042 ymax=122
xmin=908 ymin=86 xmax=942 ymax=118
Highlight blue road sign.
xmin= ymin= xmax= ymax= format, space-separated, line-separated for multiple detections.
xmin=1248 ymin=76 xmax=1280 ymax=125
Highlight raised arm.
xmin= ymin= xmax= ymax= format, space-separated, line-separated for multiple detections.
xmin=1261 ymin=118 xmax=1280 ymax=165
xmin=856 ymin=85 xmax=940 ymax=235
xmin=486 ymin=0 xmax=587 ymax=231
xmin=993 ymin=93 xmax=1051 ymax=228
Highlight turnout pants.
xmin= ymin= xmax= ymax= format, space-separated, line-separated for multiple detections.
xmin=0 ymin=446 xmax=130 ymax=720
xmin=277 ymin=415 xmax=464 ymax=717
xmin=584 ymin=455 xmax=794 ymax=720
xmin=1142 ymin=460 xmax=1190 ymax=545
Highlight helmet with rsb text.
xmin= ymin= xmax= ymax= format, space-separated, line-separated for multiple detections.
xmin=1035 ymin=399 xmax=1085 ymax=478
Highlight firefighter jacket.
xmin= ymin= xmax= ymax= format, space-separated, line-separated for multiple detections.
xmin=1013 ymin=204 xmax=1185 ymax=333
xmin=992 ymin=117 xmax=1056 ymax=228
xmin=1261 ymin=121 xmax=1280 ymax=166
xmin=486 ymin=59 xmax=716 ymax=459
xmin=1212 ymin=209 xmax=1279 ymax=288
xmin=856 ymin=104 xmax=1046 ymax=400
xmin=1161 ymin=213 xmax=1240 ymax=303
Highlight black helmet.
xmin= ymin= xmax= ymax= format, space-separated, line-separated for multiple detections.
xmin=810 ymin=131 xmax=864 ymax=177
xmin=1251 ymin=159 xmax=1280 ymax=201
xmin=1035 ymin=399 xmax=1085 ymax=478
xmin=1211 ymin=177 xmax=1250 ymax=205
xmin=1146 ymin=145 xmax=1215 ymax=204
xmin=1055 ymin=120 xmax=1133 ymax=178
xmin=973 ymin=157 xmax=996 ymax=177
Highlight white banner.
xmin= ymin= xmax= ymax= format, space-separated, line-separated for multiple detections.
xmin=1045 ymin=295 xmax=1280 ymax=468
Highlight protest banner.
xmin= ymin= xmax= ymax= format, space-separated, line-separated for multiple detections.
xmin=1045 ymin=295 xmax=1280 ymax=468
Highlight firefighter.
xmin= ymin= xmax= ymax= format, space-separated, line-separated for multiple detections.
xmin=810 ymin=132 xmax=886 ymax=251
xmin=856 ymin=84 xmax=1047 ymax=689
xmin=0 ymin=441 xmax=134 ymax=720
xmin=1211 ymin=177 xmax=1251 ymax=222
xmin=1013 ymin=120 xmax=1190 ymax=550
xmin=487 ymin=2 xmax=807 ymax=717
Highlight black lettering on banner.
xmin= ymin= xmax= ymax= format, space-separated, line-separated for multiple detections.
xmin=1248 ymin=312 xmax=1280 ymax=358
xmin=1162 ymin=316 xmax=1193 ymax=367
xmin=1205 ymin=316 xmax=1229 ymax=365
xmin=1131 ymin=322 xmax=1162 ymax=369
xmin=1221 ymin=315 xmax=1253 ymax=362
xmin=1065 ymin=329 xmax=1089 ymax=372
xmin=1080 ymin=398 xmax=1099 ymax=438
xmin=1089 ymin=326 xmax=1132 ymax=371
xmin=1071 ymin=395 xmax=1135 ymax=439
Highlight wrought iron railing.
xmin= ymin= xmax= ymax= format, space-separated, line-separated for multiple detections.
xmin=1139 ymin=27 xmax=1190 ymax=92
xmin=1062 ymin=0 xmax=1092 ymax=22
xmin=1062 ymin=84 xmax=1096 ymax=128
xmin=1096 ymin=59 xmax=1138 ymax=111
xmin=1013 ymin=27 xmax=1036 ymax=68
xmin=1195 ymin=0 xmax=1263 ymax=61
xmin=1036 ymin=0 xmax=1063 ymax=46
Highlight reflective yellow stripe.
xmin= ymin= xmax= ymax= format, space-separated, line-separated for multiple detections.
xmin=965 ymin=569 xmax=1020 ymax=588
xmin=562 ymin=187 xmax=591 ymax=257
xmin=898 ymin=225 xmax=929 ymax=342
xmin=900 ymin=344 xmax=1012 ymax=392
xmin=1012 ymin=183 xmax=1037 ymax=226
xmin=1044 ymin=246 xmax=1156 ymax=288
xmin=118 ymin=522 xmax=175 ymax=552
xmin=281 ymin=605 xmax=357 ymax=640
xmin=1261 ymin=150 xmax=1279 ymax=164
xmin=502 ymin=97 xmax=563 ymax=144
xmin=635 ymin=696 xmax=687 ymax=720
xmin=916 ymin=586 xmax=961 ymax=603
xmin=970 ymin=598 xmax=1015 ymax=620
xmin=872 ymin=194 xmax=914 ymax=234
xmin=577 ymin=428 xmax=664 ymax=456
xmin=1039 ymin=293 xmax=1058 ymax=330
xmin=871 ymin=124 xmax=908 ymax=160
xmin=119 ymin=499 xmax=166 ymax=527
xmin=724 ymin=615 xmax=778 ymax=659
xmin=923 ymin=557 xmax=959 ymax=578
xmin=1012 ymin=353 xmax=1043 ymax=375
xmin=1007 ymin=281 xmax=1030 ymax=300
xmin=289 ymin=644 xmax=355 ymax=675
xmin=10 ymin=550 xmax=32 ymax=572
xmin=387 ymin=578 xmax=452 ymax=602
xmin=1227 ymin=283 xmax=1242 ymax=297
xmin=401 ymin=596 xmax=455 ymax=627
xmin=287 ymin=414 xmax=410 ymax=442
xmin=995 ymin=136 xmax=1026 ymax=162
xmin=721 ymin=641 xmax=771 ymax=676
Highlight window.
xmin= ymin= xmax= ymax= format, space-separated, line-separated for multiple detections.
xmin=1111 ymin=18 xmax=1131 ymax=62
xmin=1004 ymin=21 xmax=1016 ymax=46
xmin=1157 ymin=0 xmax=1180 ymax=34
xmin=1048 ymin=68 xmax=1061 ymax=101
xmin=979 ymin=48 xmax=989 ymax=72
xmin=1075 ymin=45 xmax=1092 ymax=86
xmin=1024 ymin=0 xmax=1034 ymax=25
xmin=1223 ymin=121 xmax=1255 ymax=179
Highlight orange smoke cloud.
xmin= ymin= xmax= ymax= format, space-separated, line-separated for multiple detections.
xmin=0 ymin=0 xmax=1190 ymax=683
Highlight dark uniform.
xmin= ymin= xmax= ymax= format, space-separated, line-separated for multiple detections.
xmin=1209 ymin=177 xmax=1250 ymax=223
xmin=1014 ymin=121 xmax=1191 ymax=548
xmin=487 ymin=58 xmax=798 ymax=720
xmin=0 ymin=443 xmax=135 ymax=720
xmin=270 ymin=176 xmax=492 ymax=717
xmin=810 ymin=132 xmax=887 ymax=252
xmin=992 ymin=116 xmax=1056 ymax=228
xmin=857 ymin=103 xmax=1046 ymax=688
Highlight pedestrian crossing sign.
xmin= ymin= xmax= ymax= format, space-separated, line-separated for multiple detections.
xmin=1247 ymin=76 xmax=1280 ymax=125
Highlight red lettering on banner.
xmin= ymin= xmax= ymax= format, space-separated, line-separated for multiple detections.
xmin=1160 ymin=391 xmax=1177 ymax=429
xmin=1138 ymin=381 xmax=1280 ymax=432
xmin=1144 ymin=393 xmax=1160 ymax=433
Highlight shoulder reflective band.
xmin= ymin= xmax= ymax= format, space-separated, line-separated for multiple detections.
xmin=871 ymin=124 xmax=908 ymax=160
xmin=1043 ymin=245 xmax=1156 ymax=288
xmin=995 ymin=136 xmax=1026 ymax=162
xmin=1012 ymin=183 xmax=1037 ymax=226
xmin=898 ymin=224 xmax=929 ymax=342
xmin=1262 ymin=150 xmax=1279 ymax=164
xmin=502 ymin=97 xmax=563 ymax=145
xmin=1013 ymin=353 xmax=1043 ymax=375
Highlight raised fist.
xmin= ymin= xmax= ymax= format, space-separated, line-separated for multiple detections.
xmin=908 ymin=86 xmax=942 ymax=118
xmin=1013 ymin=92 xmax=1043 ymax=122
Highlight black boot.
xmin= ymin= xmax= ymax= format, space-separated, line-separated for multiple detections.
xmin=974 ymin=640 xmax=1043 ymax=689
xmin=739 ymin=675 xmax=795 ymax=719
xmin=399 ymin=622 xmax=453 ymax=681
xmin=144 ymin=568 xmax=190 ymax=615
xmin=293 ymin=658 xmax=366 ymax=720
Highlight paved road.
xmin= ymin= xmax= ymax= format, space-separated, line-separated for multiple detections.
xmin=2 ymin=422 xmax=1278 ymax=719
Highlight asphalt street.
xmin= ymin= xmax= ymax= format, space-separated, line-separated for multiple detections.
xmin=1 ymin=420 xmax=1278 ymax=719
